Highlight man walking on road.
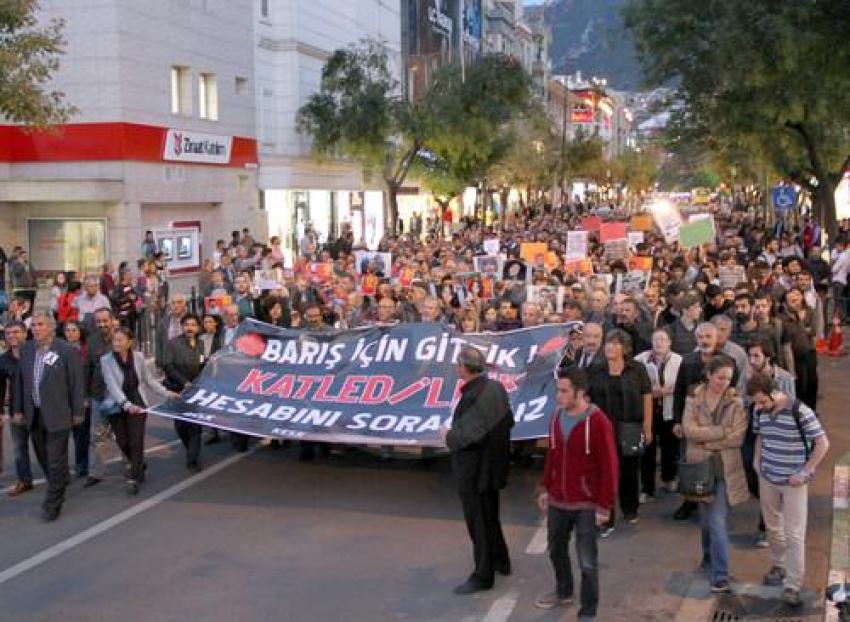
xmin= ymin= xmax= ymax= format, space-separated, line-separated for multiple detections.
xmin=13 ymin=311 xmax=85 ymax=521
xmin=442 ymin=346 xmax=514 ymax=595
xmin=536 ymin=367 xmax=618 ymax=620
xmin=83 ymin=307 xmax=119 ymax=487
xmin=748 ymin=374 xmax=830 ymax=607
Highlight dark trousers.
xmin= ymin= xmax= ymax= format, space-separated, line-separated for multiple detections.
xmin=10 ymin=421 xmax=33 ymax=484
xmin=110 ymin=412 xmax=147 ymax=482
xmin=794 ymin=350 xmax=818 ymax=409
xmin=72 ymin=407 xmax=91 ymax=476
xmin=231 ymin=432 xmax=249 ymax=452
xmin=174 ymin=419 xmax=201 ymax=465
xmin=459 ymin=489 xmax=509 ymax=586
xmin=618 ymin=455 xmax=641 ymax=518
xmin=548 ymin=507 xmax=599 ymax=617
xmin=641 ymin=409 xmax=677 ymax=496
xmin=30 ymin=410 xmax=70 ymax=514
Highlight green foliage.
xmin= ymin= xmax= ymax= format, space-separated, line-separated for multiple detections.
xmin=562 ymin=130 xmax=608 ymax=183
xmin=612 ymin=147 xmax=659 ymax=191
xmin=298 ymin=42 xmax=533 ymax=229
xmin=0 ymin=0 xmax=76 ymax=127
xmin=623 ymin=0 xmax=850 ymax=235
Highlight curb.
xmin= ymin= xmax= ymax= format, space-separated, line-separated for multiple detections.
xmin=827 ymin=455 xmax=850 ymax=621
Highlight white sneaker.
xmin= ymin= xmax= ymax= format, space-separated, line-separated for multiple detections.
xmin=639 ymin=493 xmax=656 ymax=504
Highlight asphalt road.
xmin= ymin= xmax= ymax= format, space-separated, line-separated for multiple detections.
xmin=0 ymin=354 xmax=847 ymax=622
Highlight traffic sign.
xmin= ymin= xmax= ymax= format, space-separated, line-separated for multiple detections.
xmin=772 ymin=185 xmax=797 ymax=211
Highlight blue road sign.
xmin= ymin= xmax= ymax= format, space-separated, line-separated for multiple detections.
xmin=772 ymin=185 xmax=797 ymax=211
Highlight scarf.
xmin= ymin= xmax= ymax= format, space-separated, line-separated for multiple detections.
xmin=114 ymin=351 xmax=141 ymax=407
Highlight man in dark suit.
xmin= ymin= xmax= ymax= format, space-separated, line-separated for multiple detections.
xmin=442 ymin=346 xmax=515 ymax=595
xmin=572 ymin=322 xmax=606 ymax=372
xmin=14 ymin=311 xmax=85 ymax=521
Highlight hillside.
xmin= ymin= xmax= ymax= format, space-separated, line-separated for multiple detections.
xmin=541 ymin=0 xmax=643 ymax=91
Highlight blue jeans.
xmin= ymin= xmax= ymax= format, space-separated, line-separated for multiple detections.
xmin=548 ymin=507 xmax=599 ymax=617
xmin=700 ymin=480 xmax=729 ymax=584
xmin=10 ymin=421 xmax=33 ymax=484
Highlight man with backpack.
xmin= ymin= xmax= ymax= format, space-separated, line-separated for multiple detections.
xmin=747 ymin=374 xmax=830 ymax=607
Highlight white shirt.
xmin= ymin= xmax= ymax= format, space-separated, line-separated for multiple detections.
xmin=832 ymin=249 xmax=850 ymax=285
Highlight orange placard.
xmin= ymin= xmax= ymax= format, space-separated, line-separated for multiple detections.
xmin=398 ymin=267 xmax=415 ymax=288
xmin=631 ymin=214 xmax=653 ymax=232
xmin=628 ymin=256 xmax=653 ymax=271
xmin=308 ymin=262 xmax=333 ymax=285
xmin=564 ymin=258 xmax=593 ymax=276
xmin=361 ymin=273 xmax=378 ymax=296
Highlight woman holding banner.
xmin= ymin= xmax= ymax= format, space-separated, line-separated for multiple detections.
xmin=101 ymin=327 xmax=178 ymax=494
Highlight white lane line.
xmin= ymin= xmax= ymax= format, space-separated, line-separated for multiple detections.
xmin=525 ymin=519 xmax=548 ymax=555
xmin=481 ymin=590 xmax=519 ymax=622
xmin=0 ymin=448 xmax=254 ymax=587
xmin=672 ymin=576 xmax=714 ymax=622
xmin=1 ymin=439 xmax=182 ymax=493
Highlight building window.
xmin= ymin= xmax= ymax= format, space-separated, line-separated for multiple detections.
xmin=170 ymin=66 xmax=192 ymax=116
xmin=260 ymin=0 xmax=269 ymax=18
xmin=235 ymin=76 xmax=249 ymax=96
xmin=198 ymin=73 xmax=218 ymax=120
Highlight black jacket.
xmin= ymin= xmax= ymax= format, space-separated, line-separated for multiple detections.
xmin=163 ymin=335 xmax=205 ymax=392
xmin=85 ymin=331 xmax=112 ymax=400
xmin=665 ymin=318 xmax=697 ymax=356
xmin=588 ymin=359 xmax=652 ymax=424
xmin=0 ymin=349 xmax=19 ymax=414
xmin=446 ymin=375 xmax=514 ymax=494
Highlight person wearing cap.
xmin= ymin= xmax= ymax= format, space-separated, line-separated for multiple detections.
xmin=441 ymin=346 xmax=515 ymax=595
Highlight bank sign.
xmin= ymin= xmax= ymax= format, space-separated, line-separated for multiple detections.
xmin=163 ymin=129 xmax=233 ymax=164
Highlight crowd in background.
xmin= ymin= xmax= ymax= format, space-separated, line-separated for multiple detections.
xmin=0 ymin=194 xmax=840 ymax=609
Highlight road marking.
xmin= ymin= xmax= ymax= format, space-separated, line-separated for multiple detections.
xmin=0 ymin=448 xmax=253 ymax=587
xmin=481 ymin=590 xmax=519 ymax=622
xmin=673 ymin=575 xmax=714 ymax=622
xmin=525 ymin=519 xmax=548 ymax=555
xmin=1 ymin=439 xmax=181 ymax=493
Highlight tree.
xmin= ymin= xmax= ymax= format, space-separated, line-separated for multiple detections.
xmin=0 ymin=0 xmax=75 ymax=127
xmin=489 ymin=102 xmax=559 ymax=225
xmin=623 ymin=0 xmax=850 ymax=239
xmin=413 ymin=54 xmax=531 ymax=225
xmin=297 ymin=40 xmax=424 ymax=235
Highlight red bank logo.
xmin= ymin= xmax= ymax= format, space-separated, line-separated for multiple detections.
xmin=172 ymin=132 xmax=183 ymax=156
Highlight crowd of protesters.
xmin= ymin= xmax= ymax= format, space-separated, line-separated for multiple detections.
xmin=0 ymin=194 xmax=840 ymax=614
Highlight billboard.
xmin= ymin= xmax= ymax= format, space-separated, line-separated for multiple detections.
xmin=571 ymin=90 xmax=595 ymax=124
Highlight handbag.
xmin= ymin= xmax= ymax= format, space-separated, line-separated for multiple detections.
xmin=678 ymin=454 xmax=716 ymax=498
xmin=617 ymin=421 xmax=645 ymax=457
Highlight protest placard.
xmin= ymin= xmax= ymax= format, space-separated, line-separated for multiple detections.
xmin=679 ymin=217 xmax=716 ymax=248
xmin=631 ymin=213 xmax=654 ymax=232
xmin=627 ymin=231 xmax=644 ymax=249
xmin=599 ymin=222 xmax=628 ymax=243
xmin=566 ymin=230 xmax=589 ymax=259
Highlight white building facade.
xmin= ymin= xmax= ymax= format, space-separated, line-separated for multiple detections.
xmin=0 ymin=0 xmax=259 ymax=283
xmin=255 ymin=0 xmax=401 ymax=260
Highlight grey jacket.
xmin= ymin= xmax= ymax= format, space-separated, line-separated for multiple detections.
xmin=15 ymin=338 xmax=85 ymax=432
xmin=100 ymin=350 xmax=171 ymax=410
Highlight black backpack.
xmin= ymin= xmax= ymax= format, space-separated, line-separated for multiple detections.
xmin=789 ymin=399 xmax=817 ymax=460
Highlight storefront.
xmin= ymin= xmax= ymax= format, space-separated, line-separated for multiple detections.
xmin=264 ymin=189 xmax=385 ymax=264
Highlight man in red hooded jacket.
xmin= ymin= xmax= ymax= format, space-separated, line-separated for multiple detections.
xmin=535 ymin=367 xmax=618 ymax=620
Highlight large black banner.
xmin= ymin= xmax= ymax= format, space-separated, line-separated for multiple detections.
xmin=150 ymin=320 xmax=580 ymax=447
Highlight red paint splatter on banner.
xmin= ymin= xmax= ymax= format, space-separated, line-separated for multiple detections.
xmin=235 ymin=333 xmax=266 ymax=357
xmin=539 ymin=336 xmax=568 ymax=356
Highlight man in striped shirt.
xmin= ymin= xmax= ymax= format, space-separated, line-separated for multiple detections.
xmin=747 ymin=374 xmax=830 ymax=607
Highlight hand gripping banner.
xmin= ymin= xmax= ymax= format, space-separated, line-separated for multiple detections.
xmin=150 ymin=319 xmax=580 ymax=447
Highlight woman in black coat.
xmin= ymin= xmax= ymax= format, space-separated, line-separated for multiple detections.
xmin=588 ymin=329 xmax=652 ymax=532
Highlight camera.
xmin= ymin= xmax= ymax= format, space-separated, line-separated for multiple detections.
xmin=827 ymin=582 xmax=850 ymax=621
